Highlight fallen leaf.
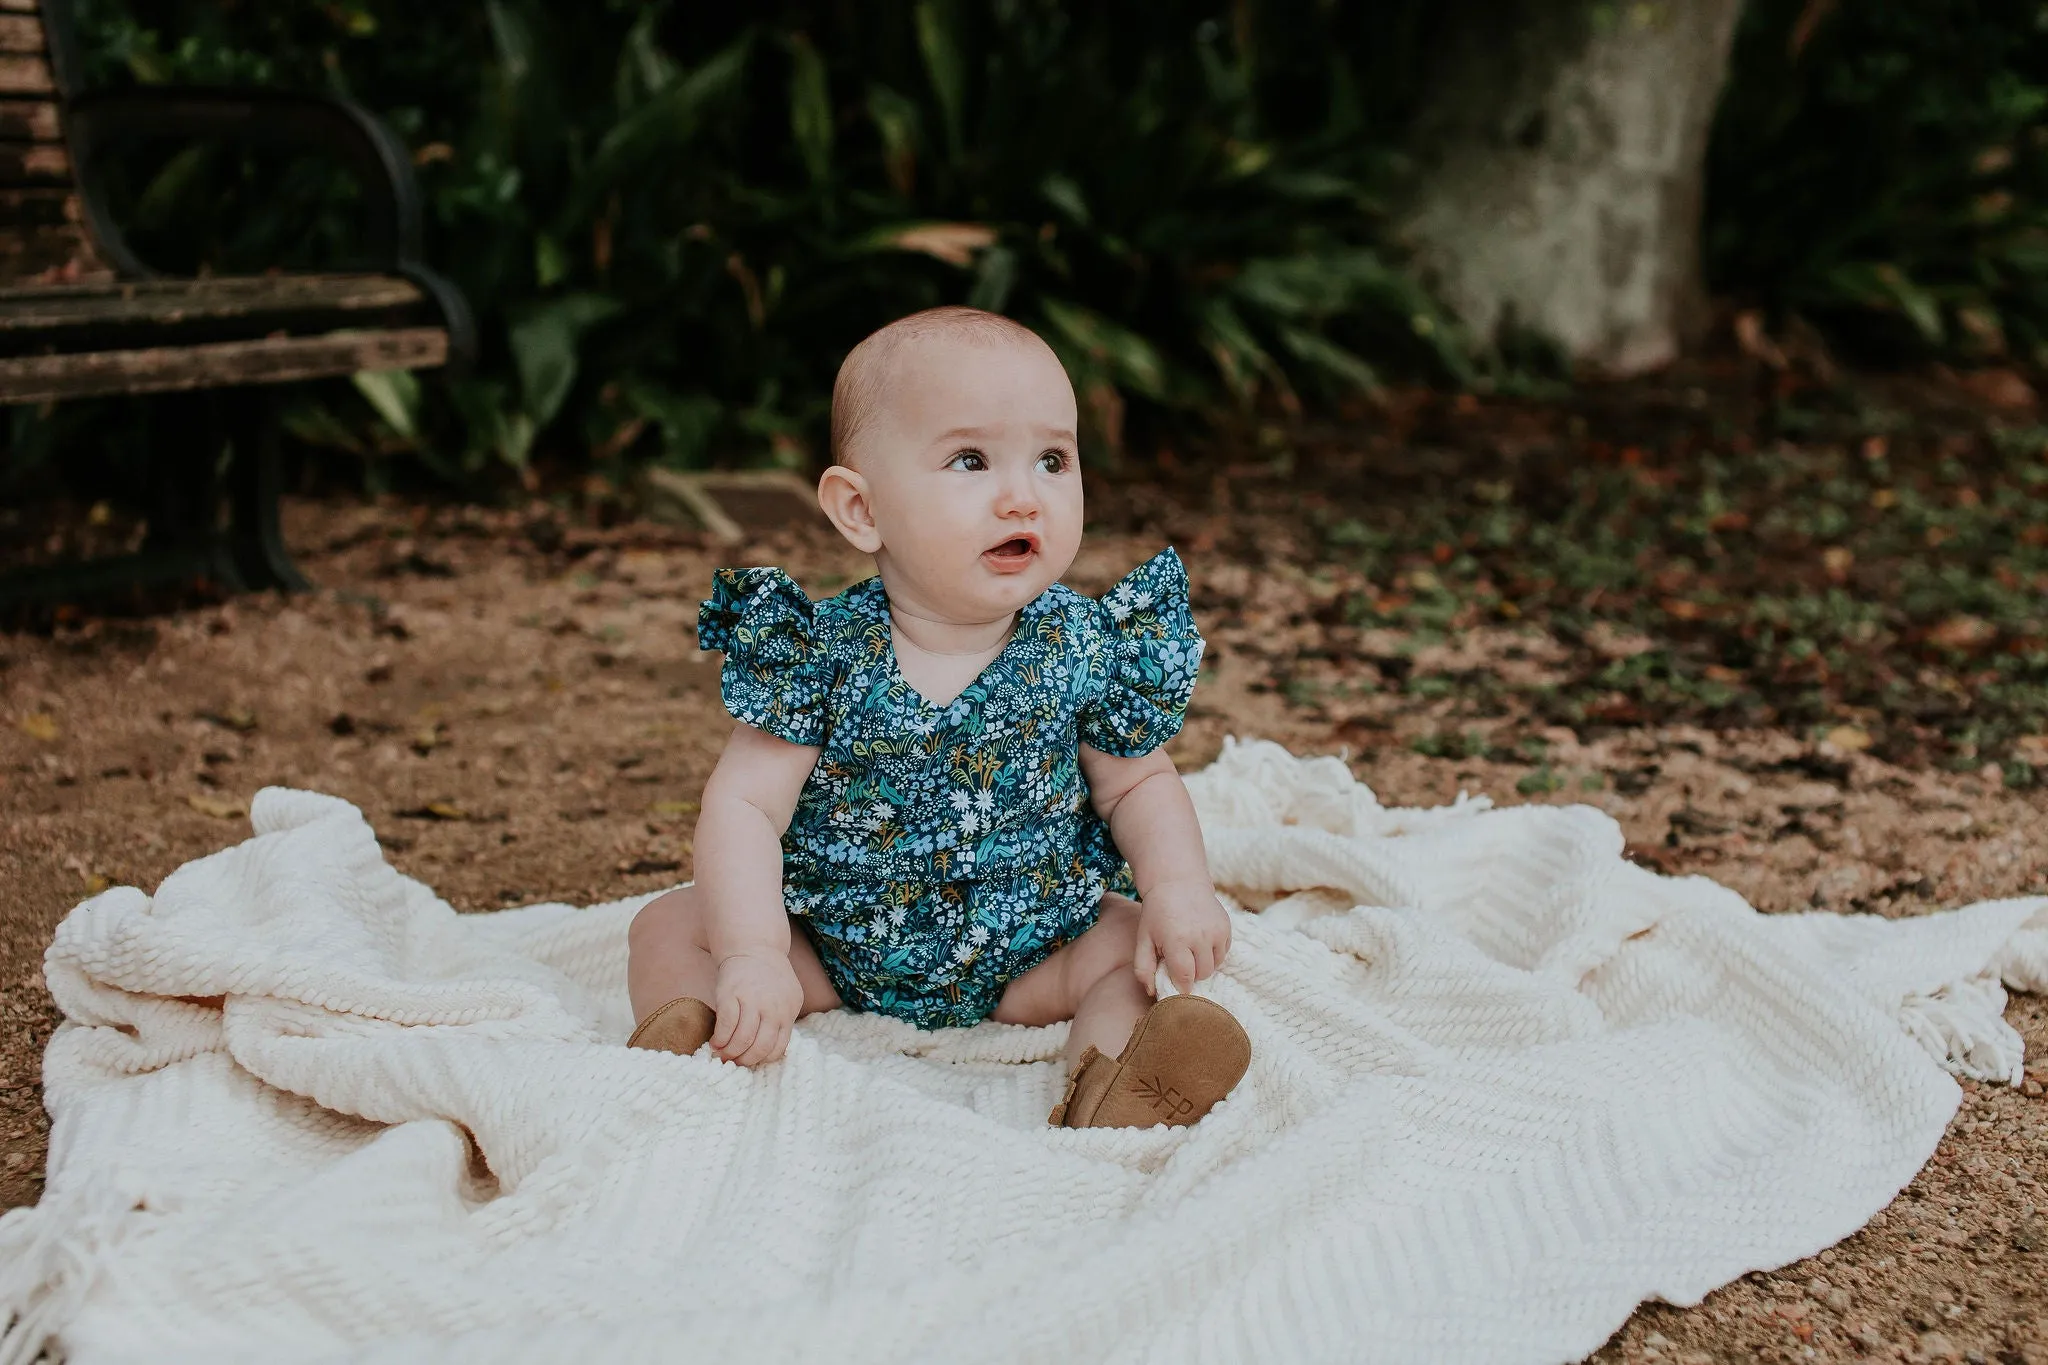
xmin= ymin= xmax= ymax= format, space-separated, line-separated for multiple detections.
xmin=2015 ymin=735 xmax=2048 ymax=765
xmin=395 ymin=801 xmax=469 ymax=821
xmin=1660 ymin=598 xmax=1704 ymax=621
xmin=82 ymin=873 xmax=109 ymax=894
xmin=411 ymin=724 xmax=444 ymax=755
xmin=1927 ymin=615 xmax=1997 ymax=650
xmin=1823 ymin=725 xmax=1872 ymax=752
xmin=185 ymin=794 xmax=247 ymax=820
xmin=199 ymin=706 xmax=258 ymax=733
xmin=1732 ymin=310 xmax=1788 ymax=368
xmin=17 ymin=713 xmax=58 ymax=742
xmin=649 ymin=800 xmax=700 ymax=817
xmin=876 ymin=221 xmax=997 ymax=267
xmin=1954 ymin=368 xmax=2036 ymax=410
xmin=1703 ymin=665 xmax=1745 ymax=685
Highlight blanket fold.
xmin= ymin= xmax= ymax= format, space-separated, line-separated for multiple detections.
xmin=2 ymin=738 xmax=2041 ymax=1365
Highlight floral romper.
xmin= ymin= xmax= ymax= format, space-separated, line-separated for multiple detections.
xmin=695 ymin=548 xmax=1203 ymax=1029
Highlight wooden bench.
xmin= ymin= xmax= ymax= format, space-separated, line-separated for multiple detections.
xmin=0 ymin=0 xmax=474 ymax=605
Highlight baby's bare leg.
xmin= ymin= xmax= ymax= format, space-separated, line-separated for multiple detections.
xmin=992 ymin=894 xmax=1152 ymax=1070
xmin=626 ymin=885 xmax=840 ymax=1025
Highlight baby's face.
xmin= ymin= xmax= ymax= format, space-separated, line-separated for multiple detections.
xmin=849 ymin=339 xmax=1083 ymax=623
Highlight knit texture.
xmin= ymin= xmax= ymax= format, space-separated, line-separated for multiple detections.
xmin=2 ymin=738 xmax=2041 ymax=1365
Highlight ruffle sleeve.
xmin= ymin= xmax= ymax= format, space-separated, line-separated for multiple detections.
xmin=696 ymin=568 xmax=830 ymax=748
xmin=1076 ymin=548 xmax=1205 ymax=757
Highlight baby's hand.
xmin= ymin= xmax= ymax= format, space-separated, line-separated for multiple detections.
xmin=1132 ymin=878 xmax=1233 ymax=996
xmin=711 ymin=951 xmax=803 ymax=1066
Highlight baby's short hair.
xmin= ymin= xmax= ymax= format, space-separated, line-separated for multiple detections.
xmin=830 ymin=306 xmax=1050 ymax=466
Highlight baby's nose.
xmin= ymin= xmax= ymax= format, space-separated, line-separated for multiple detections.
xmin=994 ymin=472 xmax=1041 ymax=516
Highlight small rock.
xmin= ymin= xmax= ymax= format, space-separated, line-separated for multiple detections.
xmin=1643 ymin=1332 xmax=1670 ymax=1349
xmin=1826 ymin=1288 xmax=1853 ymax=1313
xmin=2015 ymin=1216 xmax=2045 ymax=1252
xmin=1919 ymin=1330 xmax=1960 ymax=1363
xmin=1849 ymin=1322 xmax=1886 ymax=1351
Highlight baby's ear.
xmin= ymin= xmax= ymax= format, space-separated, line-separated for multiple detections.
xmin=817 ymin=465 xmax=883 ymax=553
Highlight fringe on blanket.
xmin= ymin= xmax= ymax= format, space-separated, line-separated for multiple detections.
xmin=1899 ymin=976 xmax=2025 ymax=1085
xmin=0 ymin=1176 xmax=148 ymax=1365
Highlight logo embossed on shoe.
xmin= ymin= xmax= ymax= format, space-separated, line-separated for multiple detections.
xmin=1133 ymin=1074 xmax=1195 ymax=1119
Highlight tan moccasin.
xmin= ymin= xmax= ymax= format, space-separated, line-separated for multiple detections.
xmin=628 ymin=996 xmax=716 ymax=1055
xmin=1049 ymin=994 xmax=1251 ymax=1128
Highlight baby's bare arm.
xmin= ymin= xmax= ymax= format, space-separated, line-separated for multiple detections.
xmin=695 ymin=722 xmax=819 ymax=961
xmin=1079 ymin=745 xmax=1230 ymax=992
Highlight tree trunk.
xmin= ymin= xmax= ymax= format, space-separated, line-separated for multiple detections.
xmin=1399 ymin=0 xmax=1746 ymax=376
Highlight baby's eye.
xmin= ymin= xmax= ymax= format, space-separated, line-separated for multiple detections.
xmin=1037 ymin=449 xmax=1071 ymax=474
xmin=947 ymin=450 xmax=988 ymax=472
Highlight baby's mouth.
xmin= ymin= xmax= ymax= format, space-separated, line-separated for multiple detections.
xmin=982 ymin=534 xmax=1040 ymax=571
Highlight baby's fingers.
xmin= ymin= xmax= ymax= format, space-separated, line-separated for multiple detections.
xmin=710 ymin=991 xmax=740 ymax=1051
xmin=720 ymin=1000 xmax=762 ymax=1062
xmin=1167 ymin=944 xmax=1199 ymax=994
xmin=1133 ymin=932 xmax=1160 ymax=996
xmin=736 ymin=1015 xmax=785 ymax=1068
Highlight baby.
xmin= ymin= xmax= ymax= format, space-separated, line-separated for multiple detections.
xmin=625 ymin=306 xmax=1250 ymax=1128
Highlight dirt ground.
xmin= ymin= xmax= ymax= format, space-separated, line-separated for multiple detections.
xmin=2 ymin=450 xmax=2045 ymax=1362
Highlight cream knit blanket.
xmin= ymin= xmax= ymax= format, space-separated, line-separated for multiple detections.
xmin=4 ymin=739 xmax=2044 ymax=1365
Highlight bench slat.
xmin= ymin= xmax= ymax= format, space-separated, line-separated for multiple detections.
xmin=0 ymin=187 xmax=106 ymax=285
xmin=0 ymin=53 xmax=51 ymax=94
xmin=0 ymin=97 xmax=59 ymax=140
xmin=0 ymin=13 xmax=42 ymax=51
xmin=0 ymin=273 xmax=427 ymax=328
xmin=0 ymin=326 xmax=449 ymax=403
xmin=0 ymin=138 xmax=66 ymax=183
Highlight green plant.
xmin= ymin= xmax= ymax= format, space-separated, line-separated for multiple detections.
xmin=51 ymin=0 xmax=1468 ymax=493
xmin=1706 ymin=0 xmax=2048 ymax=364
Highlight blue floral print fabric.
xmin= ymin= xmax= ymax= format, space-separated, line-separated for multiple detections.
xmin=695 ymin=548 xmax=1203 ymax=1028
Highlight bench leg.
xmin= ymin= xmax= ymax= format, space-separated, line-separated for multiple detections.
xmin=142 ymin=391 xmax=247 ymax=594
xmin=225 ymin=391 xmax=310 ymax=594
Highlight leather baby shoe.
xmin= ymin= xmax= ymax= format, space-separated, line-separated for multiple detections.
xmin=1049 ymin=994 xmax=1251 ymax=1128
xmin=627 ymin=996 xmax=716 ymax=1055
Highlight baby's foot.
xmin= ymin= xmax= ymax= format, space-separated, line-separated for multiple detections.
xmin=1049 ymin=995 xmax=1251 ymax=1128
xmin=628 ymin=997 xmax=716 ymax=1055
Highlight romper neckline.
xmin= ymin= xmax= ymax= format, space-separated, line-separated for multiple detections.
xmin=852 ymin=577 xmax=1057 ymax=716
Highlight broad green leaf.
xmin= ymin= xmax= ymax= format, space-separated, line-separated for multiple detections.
xmin=967 ymin=245 xmax=1017 ymax=312
xmin=571 ymin=36 xmax=751 ymax=225
xmin=534 ymin=233 xmax=567 ymax=288
xmin=509 ymin=292 xmax=624 ymax=426
xmin=484 ymin=0 xmax=532 ymax=88
xmin=351 ymin=369 xmax=423 ymax=440
xmin=866 ymin=84 xmax=921 ymax=196
xmin=623 ymin=380 xmax=723 ymax=467
xmin=1193 ymin=296 xmax=1280 ymax=404
xmin=1276 ymin=325 xmax=1381 ymax=396
xmin=914 ymin=0 xmax=966 ymax=162
xmin=616 ymin=2 xmax=677 ymax=109
xmin=1038 ymin=297 xmax=1167 ymax=399
xmin=785 ymin=33 xmax=834 ymax=186
xmin=1039 ymin=174 xmax=1091 ymax=227
xmin=1827 ymin=262 xmax=1945 ymax=342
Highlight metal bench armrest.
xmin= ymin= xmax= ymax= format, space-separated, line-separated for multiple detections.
xmin=65 ymin=87 xmax=423 ymax=273
xmin=62 ymin=89 xmax=475 ymax=371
